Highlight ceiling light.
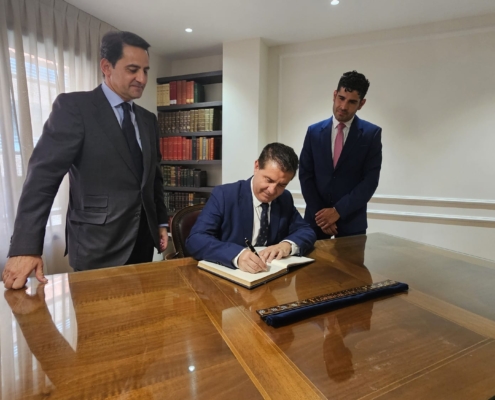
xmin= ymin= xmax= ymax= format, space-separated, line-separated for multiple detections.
xmin=185 ymin=28 xmax=193 ymax=33
xmin=331 ymin=0 xmax=339 ymax=4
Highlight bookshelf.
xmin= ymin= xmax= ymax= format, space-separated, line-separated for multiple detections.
xmin=157 ymin=70 xmax=222 ymax=218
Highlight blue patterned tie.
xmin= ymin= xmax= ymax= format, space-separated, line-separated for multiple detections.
xmin=255 ymin=203 xmax=269 ymax=246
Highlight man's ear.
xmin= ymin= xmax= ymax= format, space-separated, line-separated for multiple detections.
xmin=100 ymin=58 xmax=111 ymax=79
xmin=254 ymin=159 xmax=260 ymax=172
xmin=358 ymin=98 xmax=367 ymax=110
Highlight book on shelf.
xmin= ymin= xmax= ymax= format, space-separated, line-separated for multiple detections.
xmin=194 ymin=82 xmax=205 ymax=103
xmin=159 ymin=80 xmax=207 ymax=106
xmin=161 ymin=136 xmax=222 ymax=161
xmin=157 ymin=84 xmax=170 ymax=107
xmin=169 ymin=81 xmax=177 ymax=105
xmin=161 ymin=165 xmax=208 ymax=188
xmin=158 ymin=109 xmax=221 ymax=134
xmin=197 ymin=249 xmax=315 ymax=289
xmin=164 ymin=191 xmax=208 ymax=215
xmin=193 ymin=169 xmax=207 ymax=187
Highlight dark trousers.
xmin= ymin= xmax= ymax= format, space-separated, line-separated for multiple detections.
xmin=125 ymin=207 xmax=155 ymax=265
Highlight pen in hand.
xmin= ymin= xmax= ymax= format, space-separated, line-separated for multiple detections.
xmin=244 ymin=238 xmax=260 ymax=258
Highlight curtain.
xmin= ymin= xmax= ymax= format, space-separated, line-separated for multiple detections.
xmin=0 ymin=1 xmax=114 ymax=397
xmin=0 ymin=0 xmax=115 ymax=274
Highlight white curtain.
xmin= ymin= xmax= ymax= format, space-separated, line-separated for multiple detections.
xmin=1 ymin=1 xmax=114 ymax=397
xmin=0 ymin=0 xmax=115 ymax=274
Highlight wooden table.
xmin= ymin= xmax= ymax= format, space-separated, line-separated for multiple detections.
xmin=2 ymin=233 xmax=495 ymax=399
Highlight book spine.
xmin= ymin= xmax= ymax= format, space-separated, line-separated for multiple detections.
xmin=170 ymin=81 xmax=177 ymax=105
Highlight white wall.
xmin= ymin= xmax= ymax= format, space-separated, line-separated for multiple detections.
xmin=266 ymin=14 xmax=495 ymax=261
xmin=223 ymin=38 xmax=269 ymax=183
xmin=169 ymin=54 xmax=222 ymax=76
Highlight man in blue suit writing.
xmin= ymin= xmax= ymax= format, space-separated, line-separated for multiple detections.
xmin=186 ymin=143 xmax=316 ymax=273
xmin=299 ymin=70 xmax=382 ymax=239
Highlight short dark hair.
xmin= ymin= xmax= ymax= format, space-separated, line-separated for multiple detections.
xmin=258 ymin=143 xmax=299 ymax=175
xmin=337 ymin=70 xmax=370 ymax=99
xmin=100 ymin=31 xmax=150 ymax=67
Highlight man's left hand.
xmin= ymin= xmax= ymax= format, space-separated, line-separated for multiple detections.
xmin=315 ymin=208 xmax=340 ymax=230
xmin=159 ymin=227 xmax=168 ymax=252
xmin=259 ymin=242 xmax=292 ymax=264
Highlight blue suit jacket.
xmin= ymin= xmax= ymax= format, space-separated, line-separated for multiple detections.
xmin=186 ymin=178 xmax=316 ymax=268
xmin=299 ymin=115 xmax=382 ymax=237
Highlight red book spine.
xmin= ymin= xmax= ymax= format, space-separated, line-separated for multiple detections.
xmin=169 ymin=81 xmax=177 ymax=105
xmin=174 ymin=136 xmax=180 ymax=160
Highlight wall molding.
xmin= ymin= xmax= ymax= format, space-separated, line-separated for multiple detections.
xmin=367 ymin=209 xmax=495 ymax=226
xmin=370 ymin=194 xmax=495 ymax=209
xmin=291 ymin=191 xmax=495 ymax=226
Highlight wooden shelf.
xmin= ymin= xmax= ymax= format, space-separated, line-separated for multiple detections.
xmin=161 ymin=160 xmax=222 ymax=165
xmin=163 ymin=186 xmax=214 ymax=193
xmin=157 ymin=101 xmax=222 ymax=112
xmin=157 ymin=70 xmax=222 ymax=85
xmin=161 ymin=130 xmax=222 ymax=138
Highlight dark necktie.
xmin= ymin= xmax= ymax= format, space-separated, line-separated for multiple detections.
xmin=255 ymin=203 xmax=269 ymax=246
xmin=120 ymin=102 xmax=143 ymax=180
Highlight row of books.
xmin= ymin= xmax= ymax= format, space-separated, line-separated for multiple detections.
xmin=162 ymin=166 xmax=207 ymax=188
xmin=164 ymin=192 xmax=208 ymax=215
xmin=160 ymin=136 xmax=222 ymax=161
xmin=157 ymin=81 xmax=205 ymax=106
xmin=158 ymin=109 xmax=221 ymax=134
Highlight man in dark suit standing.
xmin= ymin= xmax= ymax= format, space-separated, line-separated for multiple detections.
xmin=3 ymin=31 xmax=168 ymax=289
xmin=186 ymin=143 xmax=316 ymax=273
xmin=299 ymin=71 xmax=382 ymax=239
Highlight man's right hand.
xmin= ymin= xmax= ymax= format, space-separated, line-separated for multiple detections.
xmin=2 ymin=256 xmax=47 ymax=290
xmin=322 ymin=223 xmax=338 ymax=236
xmin=238 ymin=250 xmax=268 ymax=274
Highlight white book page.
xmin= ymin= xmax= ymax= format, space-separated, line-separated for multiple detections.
xmin=198 ymin=260 xmax=287 ymax=283
xmin=255 ymin=247 xmax=314 ymax=269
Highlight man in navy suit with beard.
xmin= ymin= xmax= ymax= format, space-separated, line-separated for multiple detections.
xmin=299 ymin=71 xmax=382 ymax=239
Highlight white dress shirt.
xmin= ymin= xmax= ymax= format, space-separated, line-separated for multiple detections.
xmin=101 ymin=81 xmax=142 ymax=149
xmin=233 ymin=179 xmax=299 ymax=267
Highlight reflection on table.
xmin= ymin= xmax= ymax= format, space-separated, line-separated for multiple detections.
xmin=2 ymin=233 xmax=495 ymax=399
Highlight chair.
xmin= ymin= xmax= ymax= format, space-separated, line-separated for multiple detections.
xmin=166 ymin=204 xmax=205 ymax=259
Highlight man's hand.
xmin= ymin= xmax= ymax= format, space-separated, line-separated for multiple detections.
xmin=238 ymin=250 xmax=267 ymax=274
xmin=159 ymin=227 xmax=168 ymax=252
xmin=2 ymin=255 xmax=47 ymax=290
xmin=259 ymin=242 xmax=292 ymax=264
xmin=315 ymin=208 xmax=340 ymax=231
xmin=322 ymin=223 xmax=338 ymax=236
xmin=4 ymin=283 xmax=46 ymax=314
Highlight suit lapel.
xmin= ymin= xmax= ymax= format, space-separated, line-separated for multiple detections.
xmin=92 ymin=86 xmax=140 ymax=180
xmin=240 ymin=179 xmax=255 ymax=242
xmin=335 ymin=116 xmax=362 ymax=170
xmin=320 ymin=117 xmax=335 ymax=174
xmin=134 ymin=105 xmax=151 ymax=187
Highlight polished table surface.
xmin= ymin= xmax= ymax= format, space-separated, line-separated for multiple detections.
xmin=2 ymin=233 xmax=495 ymax=399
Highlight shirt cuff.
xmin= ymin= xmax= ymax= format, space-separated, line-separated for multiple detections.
xmin=233 ymin=248 xmax=248 ymax=268
xmin=282 ymin=240 xmax=299 ymax=256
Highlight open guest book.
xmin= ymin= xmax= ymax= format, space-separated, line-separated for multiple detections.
xmin=197 ymin=249 xmax=314 ymax=289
